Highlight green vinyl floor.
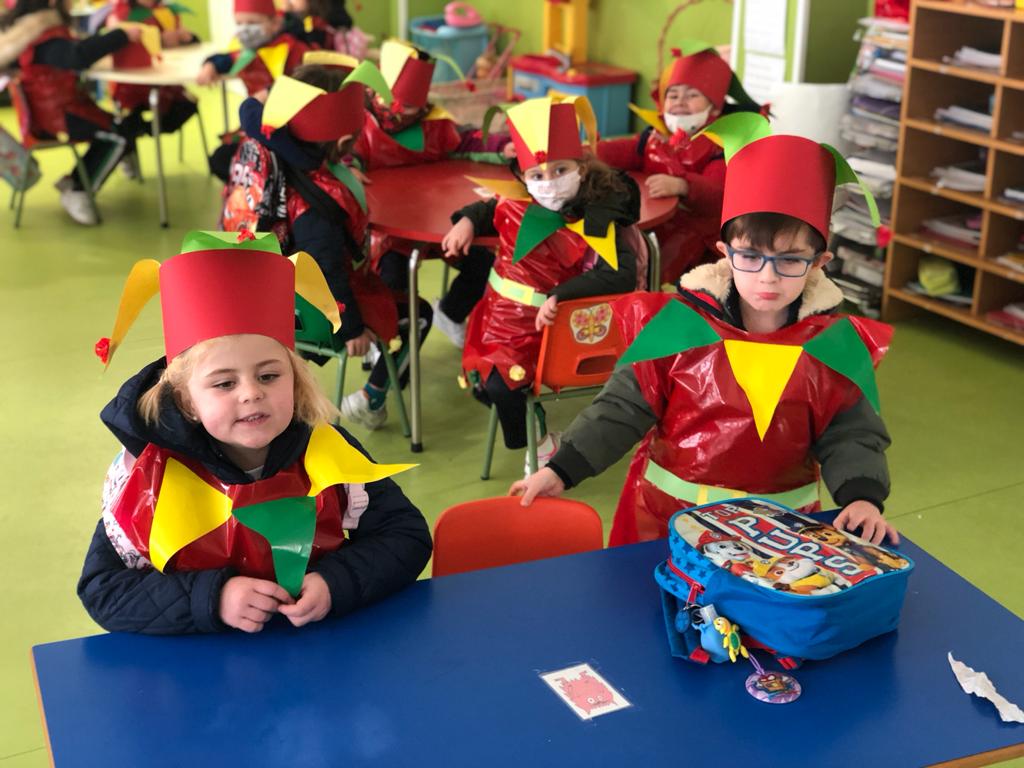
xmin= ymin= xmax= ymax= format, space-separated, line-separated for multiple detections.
xmin=1 ymin=91 xmax=1022 ymax=766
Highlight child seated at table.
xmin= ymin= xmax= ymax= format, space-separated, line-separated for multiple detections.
xmin=221 ymin=55 xmax=432 ymax=431
xmin=442 ymin=96 xmax=641 ymax=476
xmin=513 ymin=115 xmax=899 ymax=548
xmin=598 ymin=42 xmax=764 ymax=287
xmin=78 ymin=231 xmax=431 ymax=634
xmin=285 ymin=0 xmax=364 ymax=56
xmin=106 ymin=0 xmax=200 ymax=165
xmin=0 ymin=0 xmax=146 ymax=225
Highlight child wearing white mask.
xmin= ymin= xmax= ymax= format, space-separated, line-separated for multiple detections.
xmin=442 ymin=97 xmax=641 ymax=477
xmin=599 ymin=41 xmax=765 ymax=286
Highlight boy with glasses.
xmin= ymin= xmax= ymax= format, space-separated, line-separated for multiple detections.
xmin=512 ymin=116 xmax=899 ymax=548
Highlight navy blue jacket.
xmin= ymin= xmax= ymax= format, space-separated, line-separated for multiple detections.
xmin=78 ymin=358 xmax=432 ymax=634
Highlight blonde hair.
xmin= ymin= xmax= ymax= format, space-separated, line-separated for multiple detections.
xmin=137 ymin=336 xmax=339 ymax=428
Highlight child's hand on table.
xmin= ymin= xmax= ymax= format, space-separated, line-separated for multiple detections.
xmin=833 ymin=500 xmax=899 ymax=546
xmin=535 ymin=295 xmax=558 ymax=331
xmin=645 ymin=174 xmax=688 ymax=199
xmin=197 ymin=62 xmax=219 ymax=86
xmin=345 ymin=328 xmax=376 ymax=358
xmin=278 ymin=573 xmax=332 ymax=627
xmin=219 ymin=576 xmax=294 ymax=633
xmin=442 ymin=218 xmax=474 ymax=258
xmin=509 ymin=467 xmax=566 ymax=506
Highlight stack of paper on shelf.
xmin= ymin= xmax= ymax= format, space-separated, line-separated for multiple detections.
xmin=944 ymin=46 xmax=1002 ymax=71
xmin=920 ymin=214 xmax=982 ymax=249
xmin=930 ymin=161 xmax=987 ymax=192
xmin=935 ymin=105 xmax=993 ymax=132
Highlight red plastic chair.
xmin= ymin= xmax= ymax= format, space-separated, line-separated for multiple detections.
xmin=431 ymin=496 xmax=604 ymax=577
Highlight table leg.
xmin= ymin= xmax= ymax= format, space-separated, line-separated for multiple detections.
xmin=408 ymin=247 xmax=423 ymax=453
xmin=221 ymin=81 xmax=230 ymax=136
xmin=150 ymin=87 xmax=168 ymax=228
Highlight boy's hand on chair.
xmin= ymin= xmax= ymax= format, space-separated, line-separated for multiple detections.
xmin=442 ymin=218 xmax=474 ymax=258
xmin=278 ymin=573 xmax=332 ymax=627
xmin=219 ymin=576 xmax=294 ymax=633
xmin=509 ymin=467 xmax=565 ymax=506
xmin=535 ymin=296 xmax=558 ymax=331
xmin=645 ymin=174 xmax=688 ymax=199
xmin=833 ymin=500 xmax=899 ymax=546
xmin=197 ymin=62 xmax=219 ymax=86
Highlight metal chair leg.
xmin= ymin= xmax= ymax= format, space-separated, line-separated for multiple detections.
xmin=381 ymin=346 xmax=411 ymax=438
xmin=13 ymin=151 xmax=31 ymax=228
xmin=195 ymin=104 xmax=211 ymax=177
xmin=481 ymin=405 xmax=499 ymax=480
xmin=441 ymin=261 xmax=451 ymax=299
xmin=525 ymin=392 xmax=539 ymax=476
xmin=332 ymin=350 xmax=348 ymax=423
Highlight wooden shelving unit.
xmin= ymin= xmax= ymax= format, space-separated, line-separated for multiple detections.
xmin=884 ymin=0 xmax=1024 ymax=345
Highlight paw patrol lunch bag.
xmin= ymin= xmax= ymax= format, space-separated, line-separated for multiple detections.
xmin=654 ymin=498 xmax=914 ymax=665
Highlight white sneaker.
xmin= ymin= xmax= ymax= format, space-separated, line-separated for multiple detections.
xmin=54 ymin=175 xmax=75 ymax=193
xmin=524 ymin=431 xmax=561 ymax=477
xmin=59 ymin=189 xmax=98 ymax=226
xmin=340 ymin=389 xmax=388 ymax=430
xmin=432 ymin=300 xmax=466 ymax=349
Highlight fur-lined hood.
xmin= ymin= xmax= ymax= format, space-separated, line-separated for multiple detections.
xmin=679 ymin=257 xmax=844 ymax=323
xmin=0 ymin=9 xmax=63 ymax=70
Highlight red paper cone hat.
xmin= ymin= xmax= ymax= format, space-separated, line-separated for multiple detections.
xmin=234 ymin=0 xmax=277 ymax=16
xmin=656 ymin=41 xmax=760 ymax=113
xmin=380 ymin=40 xmax=435 ymax=110
xmin=505 ymin=96 xmax=598 ymax=171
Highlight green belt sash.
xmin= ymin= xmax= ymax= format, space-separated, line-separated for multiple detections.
xmin=488 ymin=269 xmax=547 ymax=308
xmin=643 ymin=459 xmax=820 ymax=509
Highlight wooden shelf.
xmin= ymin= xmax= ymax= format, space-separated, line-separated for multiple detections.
xmin=900 ymin=176 xmax=1024 ymax=219
xmin=903 ymin=118 xmax=994 ymax=150
xmin=913 ymin=0 xmax=1024 ymax=22
xmin=887 ymin=288 xmax=1024 ymax=345
xmin=909 ymin=57 xmax=1003 ymax=85
xmin=892 ymin=232 xmax=980 ymax=266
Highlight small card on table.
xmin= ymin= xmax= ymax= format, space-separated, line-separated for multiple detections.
xmin=540 ymin=663 xmax=631 ymax=720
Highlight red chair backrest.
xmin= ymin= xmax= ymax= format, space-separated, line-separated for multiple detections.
xmin=533 ymin=293 xmax=629 ymax=396
xmin=7 ymin=77 xmax=36 ymax=146
xmin=431 ymin=496 xmax=604 ymax=577
xmin=621 ymin=223 xmax=650 ymax=291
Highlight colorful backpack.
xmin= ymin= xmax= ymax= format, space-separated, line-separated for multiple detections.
xmin=219 ymin=138 xmax=290 ymax=245
xmin=654 ymin=498 xmax=914 ymax=671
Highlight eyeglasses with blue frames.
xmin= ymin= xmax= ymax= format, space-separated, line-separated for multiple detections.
xmin=724 ymin=244 xmax=823 ymax=278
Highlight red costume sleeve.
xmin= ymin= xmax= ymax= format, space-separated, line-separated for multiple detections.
xmin=682 ymin=156 xmax=726 ymax=219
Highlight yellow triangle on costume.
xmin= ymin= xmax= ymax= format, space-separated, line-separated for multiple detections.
xmin=465 ymin=175 xmax=530 ymax=201
xmin=262 ymin=75 xmax=324 ymax=130
xmin=151 ymin=6 xmax=175 ymax=30
xmin=380 ymin=39 xmax=416 ymax=89
xmin=257 ymin=42 xmax=290 ymax=80
xmin=120 ymin=22 xmax=162 ymax=58
xmin=303 ymin=50 xmax=360 ymax=69
xmin=304 ymin=423 xmax=416 ymax=497
xmin=290 ymin=252 xmax=341 ymax=332
xmin=723 ymin=340 xmax=803 ymax=440
xmin=629 ymin=104 xmax=668 ymax=136
xmin=506 ymin=98 xmax=551 ymax=159
xmin=106 ymin=259 xmax=161 ymax=369
xmin=227 ymin=36 xmax=241 ymax=53
xmin=566 ymin=219 xmax=618 ymax=270
xmin=425 ymin=104 xmax=455 ymax=122
xmin=149 ymin=458 xmax=233 ymax=571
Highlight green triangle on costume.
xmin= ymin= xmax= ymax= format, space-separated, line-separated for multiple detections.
xmin=295 ymin=293 xmax=335 ymax=347
xmin=228 ymin=49 xmax=258 ymax=77
xmin=617 ymin=299 xmax=721 ymax=367
xmin=231 ymin=496 xmax=319 ymax=598
xmin=512 ymin=204 xmax=565 ymax=263
xmin=392 ymin=123 xmax=425 ymax=152
xmin=328 ymin=162 xmax=367 ymax=213
xmin=802 ymin=318 xmax=881 ymax=412
xmin=126 ymin=7 xmax=152 ymax=21
xmin=180 ymin=230 xmax=281 ymax=253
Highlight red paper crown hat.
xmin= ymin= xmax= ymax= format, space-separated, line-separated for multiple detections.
xmin=261 ymin=56 xmax=393 ymax=142
xmin=700 ymin=113 xmax=881 ymax=242
xmin=656 ymin=41 xmax=760 ymax=112
xmin=379 ymin=40 xmax=436 ymax=110
xmin=96 ymin=231 xmax=340 ymax=366
xmin=234 ymin=0 xmax=277 ymax=16
xmin=502 ymin=96 xmax=598 ymax=171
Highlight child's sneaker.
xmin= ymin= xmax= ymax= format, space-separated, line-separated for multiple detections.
xmin=432 ymin=299 xmax=466 ymax=349
xmin=53 ymin=175 xmax=75 ymax=193
xmin=341 ymin=389 xmax=387 ymax=430
xmin=120 ymin=151 xmax=141 ymax=180
xmin=59 ymin=189 xmax=98 ymax=226
xmin=524 ymin=431 xmax=561 ymax=477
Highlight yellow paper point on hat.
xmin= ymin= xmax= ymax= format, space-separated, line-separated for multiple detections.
xmin=262 ymin=75 xmax=324 ymax=132
xmin=304 ymin=423 xmax=416 ymax=496
xmin=258 ymin=42 xmax=290 ymax=80
xmin=120 ymin=22 xmax=162 ymax=58
xmin=629 ymin=104 xmax=668 ymax=136
xmin=507 ymin=98 xmax=552 ymax=160
xmin=290 ymin=252 xmax=340 ymax=332
xmin=303 ymin=50 xmax=361 ymax=69
xmin=380 ymin=39 xmax=417 ymax=88
xmin=566 ymin=219 xmax=618 ymax=270
xmin=104 ymin=258 xmax=161 ymax=368
xmin=465 ymin=175 xmax=530 ymax=201
xmin=151 ymin=5 xmax=175 ymax=30
xmin=561 ymin=95 xmax=598 ymax=149
xmin=723 ymin=340 xmax=803 ymax=440
xmin=148 ymin=457 xmax=233 ymax=571
xmin=425 ymin=103 xmax=456 ymax=122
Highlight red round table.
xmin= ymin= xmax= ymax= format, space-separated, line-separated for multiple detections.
xmin=365 ymin=159 xmax=677 ymax=452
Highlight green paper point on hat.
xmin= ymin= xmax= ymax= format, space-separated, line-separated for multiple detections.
xmin=727 ymin=74 xmax=761 ymax=111
xmin=512 ymin=204 xmax=566 ymax=263
xmin=617 ymin=299 xmax=721 ymax=367
xmin=231 ymin=497 xmax=318 ymax=598
xmin=802 ymin=318 xmax=881 ymax=412
xmin=823 ymin=144 xmax=881 ymax=228
xmin=697 ymin=112 xmax=772 ymax=162
xmin=180 ymin=230 xmax=282 ymax=254
xmin=344 ymin=59 xmax=393 ymax=107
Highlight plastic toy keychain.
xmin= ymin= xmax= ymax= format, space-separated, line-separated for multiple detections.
xmin=691 ymin=604 xmax=802 ymax=704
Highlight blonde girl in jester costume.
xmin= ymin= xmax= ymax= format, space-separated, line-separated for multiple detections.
xmin=443 ymin=96 xmax=642 ymax=473
xmin=514 ymin=113 xmax=900 ymax=548
xmin=78 ymin=232 xmax=431 ymax=634
xmin=598 ymin=41 xmax=763 ymax=287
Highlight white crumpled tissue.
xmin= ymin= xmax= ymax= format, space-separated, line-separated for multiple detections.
xmin=948 ymin=652 xmax=1024 ymax=724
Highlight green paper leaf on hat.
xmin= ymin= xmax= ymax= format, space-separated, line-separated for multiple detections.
xmin=343 ymin=59 xmax=393 ymax=106
xmin=512 ymin=204 xmax=566 ymax=263
xmin=392 ymin=122 xmax=425 ymax=152
xmin=231 ymin=497 xmax=318 ymax=598
xmin=697 ymin=112 xmax=771 ymax=162
xmin=480 ymin=103 xmax=517 ymax=142
xmin=617 ymin=299 xmax=721 ymax=366
xmin=228 ymin=48 xmax=258 ymax=77
xmin=328 ymin=162 xmax=367 ymax=212
xmin=180 ymin=230 xmax=281 ymax=254
xmin=822 ymin=144 xmax=880 ymax=228
xmin=802 ymin=317 xmax=881 ymax=412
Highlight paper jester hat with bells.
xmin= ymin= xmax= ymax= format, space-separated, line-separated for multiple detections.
xmin=473 ymin=95 xmax=622 ymax=269
xmin=618 ymin=113 xmax=890 ymax=442
xmin=96 ymin=231 xmax=415 ymax=596
xmin=631 ymin=40 xmax=761 ymax=137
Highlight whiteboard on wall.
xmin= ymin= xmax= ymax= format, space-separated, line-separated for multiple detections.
xmin=731 ymin=0 xmax=812 ymax=103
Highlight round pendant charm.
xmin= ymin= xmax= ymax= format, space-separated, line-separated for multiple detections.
xmin=745 ymin=671 xmax=802 ymax=704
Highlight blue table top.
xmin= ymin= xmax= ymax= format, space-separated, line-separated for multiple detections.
xmin=34 ymin=536 xmax=1024 ymax=767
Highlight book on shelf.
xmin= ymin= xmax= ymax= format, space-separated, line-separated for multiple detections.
xmin=930 ymin=161 xmax=987 ymax=192
xmin=920 ymin=214 xmax=982 ymax=249
xmin=986 ymin=308 xmax=1024 ymax=333
xmin=943 ymin=46 xmax=1002 ymax=71
xmin=1003 ymin=187 xmax=1024 ymax=204
xmin=852 ymin=95 xmax=901 ymax=122
xmin=934 ymin=105 xmax=993 ymax=132
xmin=841 ymin=113 xmax=900 ymax=140
xmin=994 ymin=252 xmax=1024 ymax=273
xmin=847 ymin=153 xmax=898 ymax=182
xmin=851 ymin=74 xmax=904 ymax=102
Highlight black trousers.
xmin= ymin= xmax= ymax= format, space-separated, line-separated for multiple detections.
xmin=473 ymin=368 xmax=546 ymax=450
xmin=366 ymin=297 xmax=432 ymax=391
xmin=438 ymin=245 xmax=495 ymax=323
xmin=65 ymin=112 xmax=145 ymax=192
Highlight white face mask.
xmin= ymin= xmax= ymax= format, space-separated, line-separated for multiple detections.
xmin=664 ymin=106 xmax=712 ymax=137
xmin=525 ymin=169 xmax=582 ymax=212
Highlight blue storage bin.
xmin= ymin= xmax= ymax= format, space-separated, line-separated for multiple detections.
xmin=409 ymin=15 xmax=489 ymax=84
